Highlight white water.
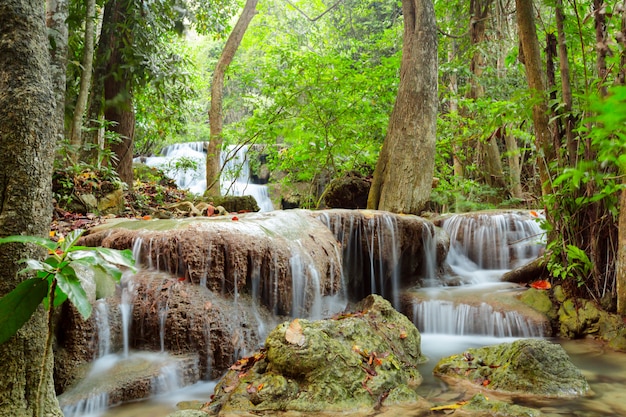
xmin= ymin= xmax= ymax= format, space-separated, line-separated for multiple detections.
xmin=137 ymin=142 xmax=274 ymax=211
xmin=62 ymin=210 xmax=553 ymax=416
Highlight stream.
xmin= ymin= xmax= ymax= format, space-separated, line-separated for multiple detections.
xmin=58 ymin=150 xmax=626 ymax=417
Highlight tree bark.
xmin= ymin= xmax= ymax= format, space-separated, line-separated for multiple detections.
xmin=515 ymin=0 xmax=554 ymax=198
xmin=206 ymin=0 xmax=259 ymax=196
xmin=555 ymin=0 xmax=577 ymax=163
xmin=46 ymin=0 xmax=68 ymax=146
xmin=616 ymin=1 xmax=626 ymax=316
xmin=0 ymin=0 xmax=62 ymax=415
xmin=367 ymin=0 xmax=438 ymax=214
xmin=69 ymin=0 xmax=97 ymax=163
xmin=100 ymin=0 xmax=135 ymax=186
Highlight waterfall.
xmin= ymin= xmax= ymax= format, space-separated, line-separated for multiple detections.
xmin=411 ymin=299 xmax=544 ymax=337
xmin=441 ymin=211 xmax=545 ymax=284
xmin=136 ymin=142 xmax=274 ymax=211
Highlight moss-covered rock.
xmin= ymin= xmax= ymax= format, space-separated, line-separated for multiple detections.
xmin=433 ymin=338 xmax=589 ymax=398
xmin=519 ymin=288 xmax=557 ymax=320
xmin=206 ymin=295 xmax=426 ymax=414
xmin=558 ymin=298 xmax=602 ymax=338
xmin=203 ymin=195 xmax=260 ymax=213
xmin=461 ymin=393 xmax=543 ymax=416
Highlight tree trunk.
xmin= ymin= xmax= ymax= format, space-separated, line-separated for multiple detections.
xmin=69 ymin=0 xmax=97 ymax=163
xmin=206 ymin=0 xmax=258 ymax=196
xmin=615 ymin=1 xmax=626 ymax=316
xmin=0 ymin=1 xmax=62 ymax=415
xmin=46 ymin=0 xmax=68 ymax=146
xmin=515 ymin=0 xmax=554 ymax=198
xmin=367 ymin=0 xmax=438 ymax=214
xmin=555 ymin=0 xmax=577 ymax=163
xmin=504 ymin=128 xmax=523 ymax=199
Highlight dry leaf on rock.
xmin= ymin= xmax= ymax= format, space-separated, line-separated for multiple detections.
xmin=285 ymin=318 xmax=306 ymax=346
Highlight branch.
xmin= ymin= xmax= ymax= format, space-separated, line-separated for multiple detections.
xmin=282 ymin=0 xmax=344 ymax=22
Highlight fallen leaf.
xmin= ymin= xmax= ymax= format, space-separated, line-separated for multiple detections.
xmin=204 ymin=301 xmax=213 ymax=310
xmin=399 ymin=332 xmax=407 ymax=339
xmin=232 ymin=216 xmax=239 ymax=221
xmin=430 ymin=401 xmax=468 ymax=411
xmin=530 ymin=280 xmax=551 ymax=290
xmin=482 ymin=379 xmax=490 ymax=386
xmin=285 ymin=319 xmax=305 ymax=346
xmin=223 ymin=385 xmax=235 ymax=393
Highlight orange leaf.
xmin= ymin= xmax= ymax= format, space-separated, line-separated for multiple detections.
xmin=232 ymin=216 xmax=239 ymax=221
xmin=142 ymin=215 xmax=152 ymax=220
xmin=399 ymin=332 xmax=407 ymax=339
xmin=482 ymin=379 xmax=490 ymax=386
xmin=530 ymin=280 xmax=551 ymax=290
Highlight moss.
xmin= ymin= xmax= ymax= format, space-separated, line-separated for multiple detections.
xmin=519 ymin=288 xmax=556 ymax=320
xmin=434 ymin=339 xmax=589 ymax=398
xmin=463 ymin=393 xmax=542 ymax=416
xmin=207 ymin=295 xmax=426 ymax=414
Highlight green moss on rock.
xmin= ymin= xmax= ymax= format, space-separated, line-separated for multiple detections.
xmin=206 ymin=295 xmax=426 ymax=414
xmin=433 ymin=339 xmax=589 ymax=398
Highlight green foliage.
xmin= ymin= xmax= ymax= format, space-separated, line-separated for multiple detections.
xmin=0 ymin=229 xmax=136 ymax=344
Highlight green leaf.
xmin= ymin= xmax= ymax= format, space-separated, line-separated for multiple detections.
xmin=92 ymin=267 xmax=117 ymax=299
xmin=18 ymin=259 xmax=56 ymax=275
xmin=92 ymin=248 xmax=136 ymax=271
xmin=55 ymin=268 xmax=92 ymax=319
xmin=0 ymin=235 xmax=57 ymax=252
xmin=60 ymin=229 xmax=85 ymax=253
xmin=0 ymin=279 xmax=48 ymax=344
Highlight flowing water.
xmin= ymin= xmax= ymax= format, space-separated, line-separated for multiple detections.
xmin=137 ymin=142 xmax=274 ymax=211
xmin=60 ymin=210 xmax=626 ymax=417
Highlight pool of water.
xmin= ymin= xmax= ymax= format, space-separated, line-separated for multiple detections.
xmin=92 ymin=335 xmax=626 ymax=417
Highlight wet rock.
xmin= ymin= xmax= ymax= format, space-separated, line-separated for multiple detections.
xmin=519 ymin=287 xmax=557 ymax=321
xmin=81 ymin=210 xmax=342 ymax=316
xmin=315 ymin=209 xmax=447 ymax=301
xmin=204 ymin=195 xmax=259 ymax=213
xmin=206 ymin=295 xmax=426 ymax=414
xmin=167 ymin=411 xmax=208 ymax=417
xmin=433 ymin=338 xmax=590 ymax=398
xmin=460 ymin=393 xmax=543 ymax=416
xmin=58 ymin=353 xmax=200 ymax=413
xmin=322 ymin=171 xmax=370 ymax=209
xmin=56 ymin=271 xmax=276 ymax=383
xmin=557 ymin=296 xmax=626 ymax=351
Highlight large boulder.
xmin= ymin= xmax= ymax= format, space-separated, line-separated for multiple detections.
xmin=433 ymin=338 xmax=589 ymax=399
xmin=322 ymin=171 xmax=370 ymax=209
xmin=81 ymin=210 xmax=342 ymax=316
xmin=206 ymin=295 xmax=427 ymax=414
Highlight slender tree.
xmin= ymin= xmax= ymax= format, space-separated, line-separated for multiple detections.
xmin=515 ymin=0 xmax=554 ymax=198
xmin=68 ymin=0 xmax=97 ymax=163
xmin=367 ymin=0 xmax=438 ymax=214
xmin=0 ymin=0 xmax=62 ymax=415
xmin=206 ymin=0 xmax=259 ymax=195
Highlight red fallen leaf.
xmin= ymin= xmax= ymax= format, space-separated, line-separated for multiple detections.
xmin=142 ymin=215 xmax=152 ymax=220
xmin=530 ymin=280 xmax=551 ymax=290
xmin=178 ymin=277 xmax=186 ymax=282
xmin=482 ymin=379 xmax=490 ymax=386
xmin=232 ymin=216 xmax=239 ymax=221
xmin=530 ymin=210 xmax=539 ymax=217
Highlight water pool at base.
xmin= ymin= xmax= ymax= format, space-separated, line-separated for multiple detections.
xmin=93 ymin=335 xmax=626 ymax=417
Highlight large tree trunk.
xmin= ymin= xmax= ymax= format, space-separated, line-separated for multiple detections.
xmin=206 ymin=0 xmax=258 ymax=196
xmin=367 ymin=0 xmax=438 ymax=214
xmin=46 ymin=0 xmax=68 ymax=146
xmin=0 ymin=1 xmax=62 ymax=415
xmin=69 ymin=0 xmax=97 ymax=163
xmin=101 ymin=0 xmax=135 ymax=186
xmin=515 ymin=0 xmax=554 ymax=198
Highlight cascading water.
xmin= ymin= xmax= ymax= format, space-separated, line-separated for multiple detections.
xmin=61 ymin=209 xmax=556 ymax=417
xmin=409 ymin=211 xmax=547 ymax=336
xmin=137 ymin=142 xmax=274 ymax=211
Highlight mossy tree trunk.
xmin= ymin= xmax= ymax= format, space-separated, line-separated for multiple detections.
xmin=0 ymin=0 xmax=62 ymax=415
xmin=367 ymin=0 xmax=438 ymax=214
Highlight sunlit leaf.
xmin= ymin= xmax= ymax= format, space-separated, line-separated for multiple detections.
xmin=0 ymin=235 xmax=57 ymax=251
